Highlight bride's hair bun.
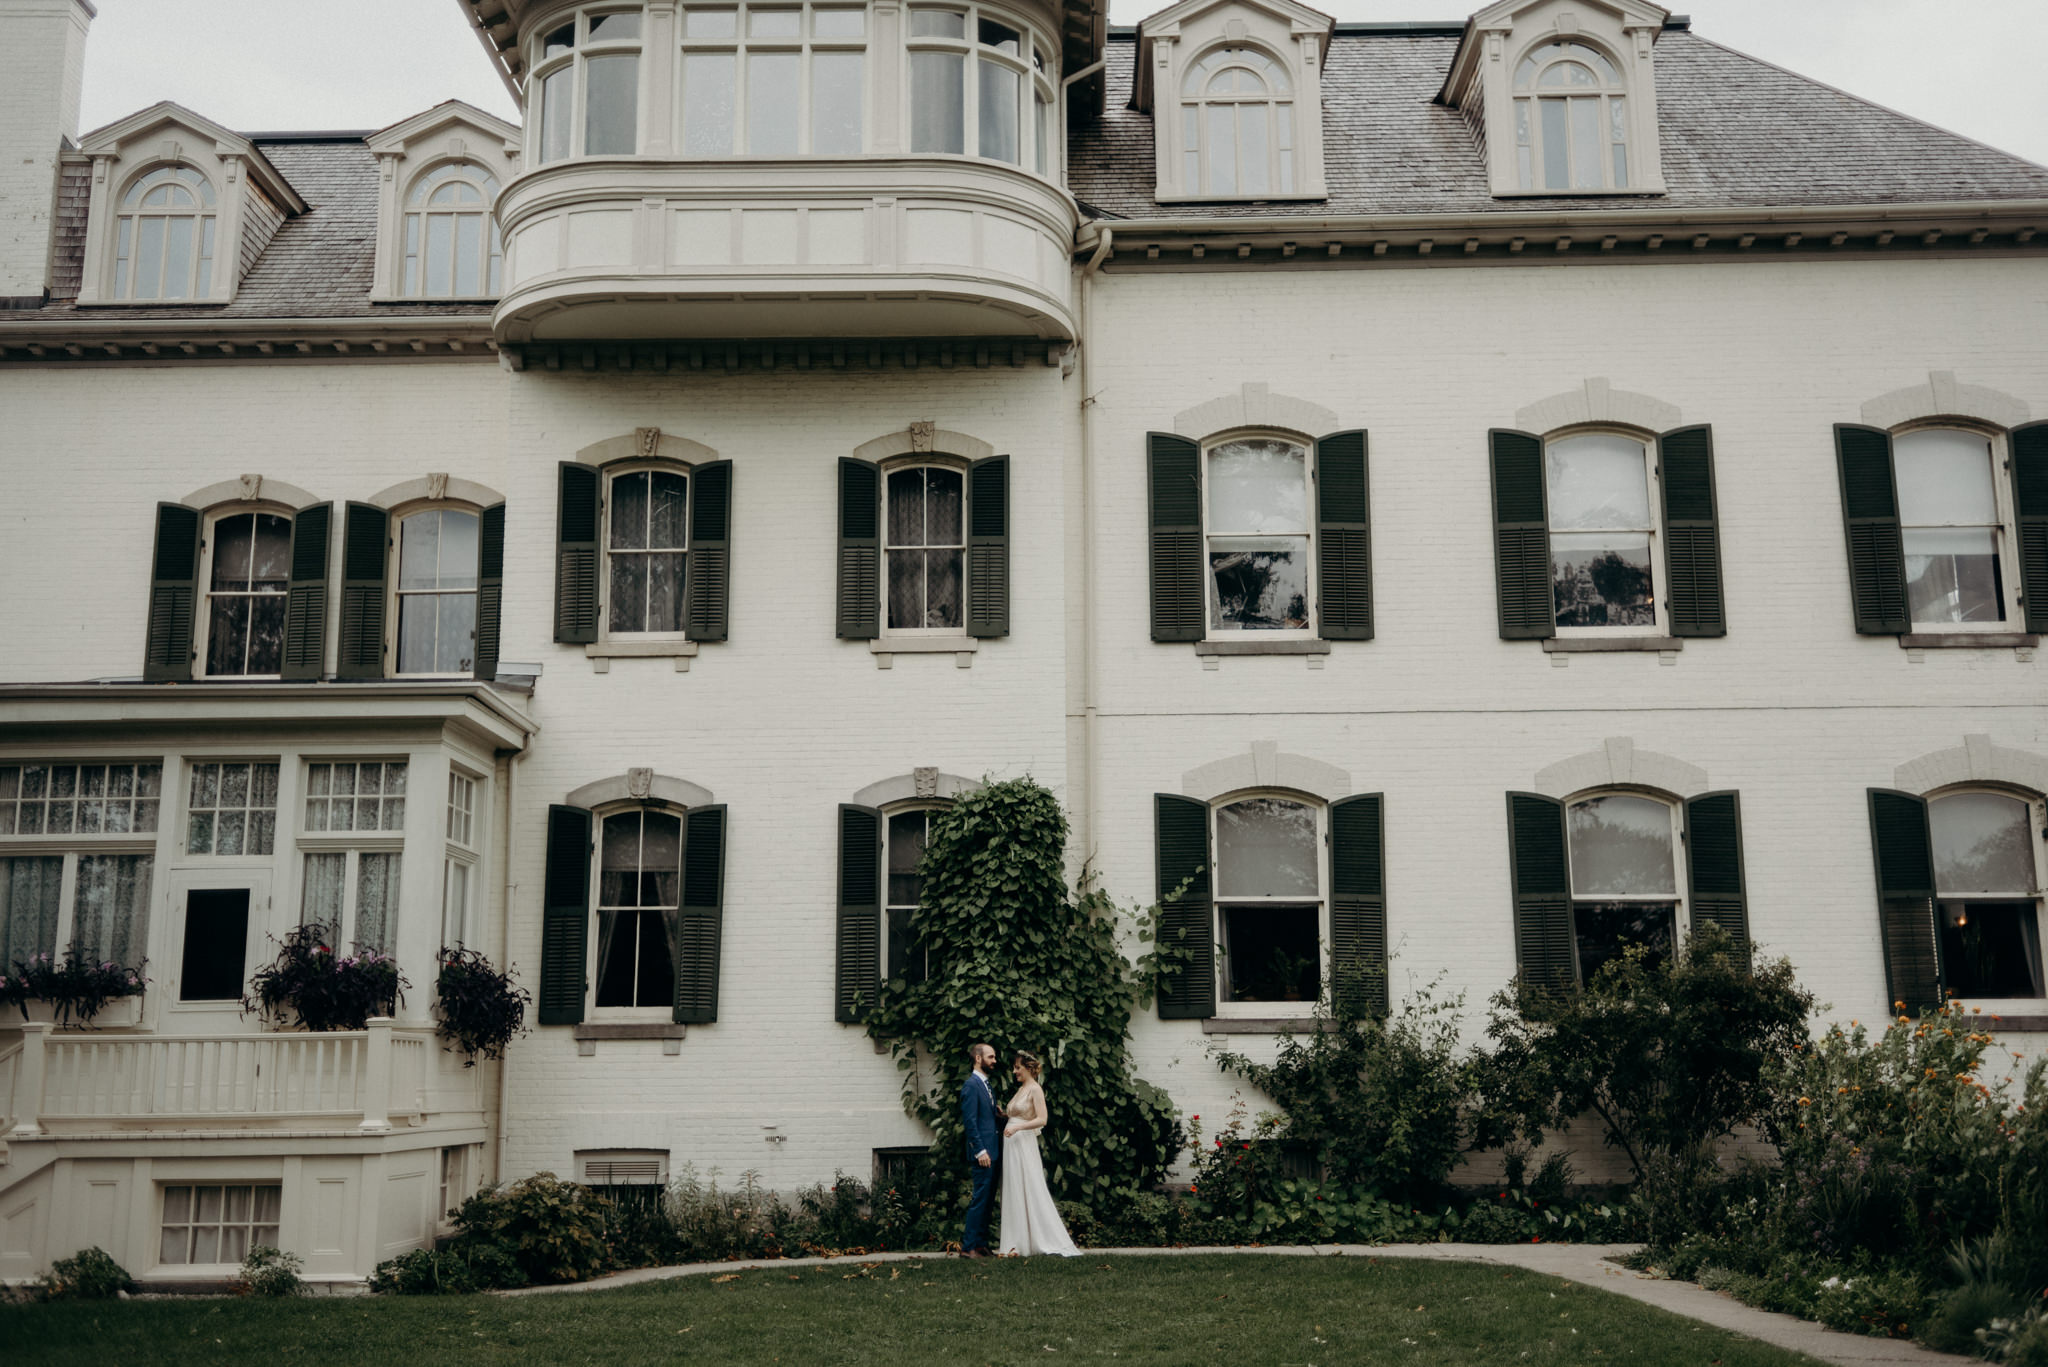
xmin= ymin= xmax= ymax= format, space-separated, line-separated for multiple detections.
xmin=1013 ymin=1050 xmax=1041 ymax=1078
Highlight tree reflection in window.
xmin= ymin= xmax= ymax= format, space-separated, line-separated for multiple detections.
xmin=1206 ymin=436 xmax=1311 ymax=632
xmin=1931 ymin=792 xmax=2045 ymax=999
xmin=1566 ymin=793 xmax=1677 ymax=981
xmin=1215 ymin=796 xmax=1321 ymax=1004
xmin=1548 ymin=432 xmax=1655 ymax=628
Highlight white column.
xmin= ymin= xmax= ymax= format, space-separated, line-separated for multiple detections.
xmin=872 ymin=1 xmax=903 ymax=153
xmin=359 ymin=1017 xmax=394 ymax=1132
xmin=9 ymin=1022 xmax=49 ymax=1137
xmin=643 ymin=1 xmax=679 ymax=156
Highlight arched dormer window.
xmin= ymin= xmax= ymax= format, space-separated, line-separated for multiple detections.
xmin=112 ymin=165 xmax=218 ymax=301
xmin=1512 ymin=39 xmax=1631 ymax=192
xmin=1181 ymin=46 xmax=1294 ymax=198
xmin=402 ymin=162 xmax=503 ymax=298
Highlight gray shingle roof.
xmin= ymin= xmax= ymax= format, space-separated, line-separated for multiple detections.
xmin=1068 ymin=28 xmax=2048 ymax=220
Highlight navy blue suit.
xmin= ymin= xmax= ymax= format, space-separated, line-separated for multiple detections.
xmin=960 ymin=1069 xmax=1001 ymax=1252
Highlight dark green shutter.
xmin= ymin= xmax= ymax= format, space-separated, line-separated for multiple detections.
xmin=1328 ymin=793 xmax=1387 ymax=1014
xmin=1835 ymin=425 xmax=1909 ymax=635
xmin=1506 ymin=792 xmax=1575 ymax=993
xmin=674 ymin=805 xmax=727 ymax=1024
xmin=474 ymin=503 xmax=505 ymax=681
xmin=1316 ymin=430 xmax=1373 ymax=641
xmin=837 ymin=458 xmax=880 ymax=639
xmin=2010 ymin=423 xmax=2048 ymax=634
xmin=143 ymin=503 xmax=201 ymax=682
xmin=1490 ymin=431 xmax=1555 ymax=640
xmin=1658 ymin=426 xmax=1727 ymax=638
xmin=1154 ymin=793 xmax=1215 ymax=1019
xmin=555 ymin=463 xmax=600 ymax=644
xmin=1148 ymin=433 xmax=1204 ymax=643
xmin=966 ymin=455 xmax=1009 ymax=638
xmin=538 ymin=804 xmax=592 ymax=1025
xmin=1867 ymin=788 xmax=1942 ymax=1014
xmin=336 ymin=502 xmax=389 ymax=680
xmin=835 ymin=804 xmax=883 ymax=1023
xmin=1684 ymin=791 xmax=1749 ymax=968
xmin=685 ymin=461 xmax=731 ymax=642
xmin=280 ymin=503 xmax=332 ymax=681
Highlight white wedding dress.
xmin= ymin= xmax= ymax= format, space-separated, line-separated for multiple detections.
xmin=998 ymin=1085 xmax=1081 ymax=1257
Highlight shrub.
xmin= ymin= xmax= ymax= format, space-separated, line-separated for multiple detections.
xmin=450 ymin=1173 xmax=609 ymax=1285
xmin=3 ymin=951 xmax=147 ymax=1025
xmin=243 ymin=925 xmax=405 ymax=1031
xmin=433 ymin=947 xmax=530 ymax=1065
xmin=38 ymin=1247 xmax=129 ymax=1300
xmin=239 ymin=1245 xmax=304 ymax=1298
xmin=1922 ymin=1283 xmax=2029 ymax=1355
xmin=1810 ymin=1267 xmax=1928 ymax=1339
xmin=369 ymin=1248 xmax=485 ymax=1296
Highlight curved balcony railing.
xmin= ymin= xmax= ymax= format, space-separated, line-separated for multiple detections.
xmin=493 ymin=156 xmax=1079 ymax=343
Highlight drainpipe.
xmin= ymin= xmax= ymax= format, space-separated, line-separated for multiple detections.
xmin=1077 ymin=227 xmax=1112 ymax=865
xmin=490 ymin=746 xmax=519 ymax=1190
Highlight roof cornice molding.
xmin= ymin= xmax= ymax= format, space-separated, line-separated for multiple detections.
xmin=0 ymin=315 xmax=498 ymax=366
xmin=79 ymin=101 xmax=308 ymax=214
xmin=368 ymin=100 xmax=523 ymax=155
xmin=0 ymin=682 xmax=538 ymax=749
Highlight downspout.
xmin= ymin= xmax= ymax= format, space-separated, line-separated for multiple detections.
xmin=1077 ymin=227 xmax=1112 ymax=865
xmin=490 ymin=745 xmax=519 ymax=1190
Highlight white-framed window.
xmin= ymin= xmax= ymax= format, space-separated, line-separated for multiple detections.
xmin=534 ymin=6 xmax=644 ymax=164
xmin=1895 ymin=427 xmax=2019 ymax=631
xmin=393 ymin=505 xmax=482 ymax=677
xmin=197 ymin=508 xmax=292 ymax=679
xmin=401 ymin=162 xmax=504 ymax=298
xmin=111 ymin=165 xmax=218 ymax=301
xmin=1204 ymin=433 xmax=1314 ymax=635
xmin=606 ymin=464 xmax=690 ymax=636
xmin=884 ymin=463 xmax=965 ymax=634
xmin=185 ymin=760 xmax=281 ymax=857
xmin=1211 ymin=793 xmax=1325 ymax=1015
xmin=678 ymin=2 xmax=867 ymax=155
xmin=0 ymin=762 xmax=161 ymax=971
xmin=447 ymin=771 xmax=478 ymax=848
xmin=1929 ymin=788 xmax=2046 ymax=1001
xmin=1546 ymin=429 xmax=1661 ymax=633
xmin=159 ymin=1184 xmax=280 ymax=1266
xmin=1180 ymin=46 xmax=1294 ymax=198
xmin=1565 ymin=791 xmax=1683 ymax=982
xmin=884 ymin=805 xmax=940 ymax=984
xmin=439 ymin=1144 xmax=479 ymax=1225
xmin=299 ymin=760 xmax=407 ymax=956
xmin=443 ymin=768 xmax=482 ymax=949
xmin=1513 ymin=39 xmax=1632 ymax=192
xmin=593 ymin=806 xmax=680 ymax=1012
xmin=906 ymin=4 xmax=1057 ymax=170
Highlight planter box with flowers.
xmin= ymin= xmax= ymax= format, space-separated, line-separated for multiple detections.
xmin=243 ymin=925 xmax=406 ymax=1032
xmin=2 ymin=951 xmax=148 ymax=1028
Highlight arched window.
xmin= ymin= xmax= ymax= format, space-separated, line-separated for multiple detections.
xmin=1205 ymin=433 xmax=1313 ymax=634
xmin=607 ymin=463 xmax=690 ymax=635
xmin=1929 ymin=790 xmax=2045 ymax=999
xmin=1566 ymin=792 xmax=1680 ymax=980
xmin=885 ymin=463 xmax=965 ymax=632
xmin=1181 ymin=47 xmax=1294 ymax=197
xmin=1213 ymin=794 xmax=1323 ymax=1009
xmin=1547 ymin=429 xmax=1659 ymax=630
xmin=1894 ymin=428 xmax=2014 ymax=628
xmin=200 ymin=509 xmax=292 ymax=678
xmin=885 ymin=805 xmax=941 ymax=984
xmin=112 ymin=165 xmax=217 ymax=300
xmin=402 ymin=163 xmax=503 ymax=297
xmin=533 ymin=6 xmax=644 ymax=164
xmin=595 ymin=805 xmax=680 ymax=1009
xmin=393 ymin=506 xmax=481 ymax=676
xmin=1513 ymin=39 xmax=1631 ymax=192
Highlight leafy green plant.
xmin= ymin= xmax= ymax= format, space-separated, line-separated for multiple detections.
xmin=448 ymin=1173 xmax=608 ymax=1285
xmin=37 ymin=1247 xmax=129 ymax=1300
xmin=1810 ymin=1267 xmax=1929 ymax=1339
xmin=243 ymin=924 xmax=405 ymax=1031
xmin=369 ymin=1247 xmax=488 ymax=1295
xmin=433 ymin=947 xmax=531 ymax=1065
xmin=238 ymin=1245 xmax=304 ymax=1298
xmin=2 ymin=951 xmax=147 ymax=1025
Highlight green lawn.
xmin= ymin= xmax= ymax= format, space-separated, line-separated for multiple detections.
xmin=5 ymin=1254 xmax=1824 ymax=1367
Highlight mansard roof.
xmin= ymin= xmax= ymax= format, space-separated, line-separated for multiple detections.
xmin=1069 ymin=23 xmax=2048 ymax=220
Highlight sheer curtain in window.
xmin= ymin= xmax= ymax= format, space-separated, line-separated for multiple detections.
xmin=70 ymin=854 xmax=153 ymax=966
xmin=0 ymin=856 xmax=62 ymax=966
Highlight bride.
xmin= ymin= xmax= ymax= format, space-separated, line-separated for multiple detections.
xmin=998 ymin=1051 xmax=1081 ymax=1257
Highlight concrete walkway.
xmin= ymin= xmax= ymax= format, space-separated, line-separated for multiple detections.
xmin=501 ymin=1241 xmax=1967 ymax=1367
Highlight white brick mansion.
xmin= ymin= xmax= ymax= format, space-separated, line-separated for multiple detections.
xmin=3 ymin=0 xmax=2046 ymax=1285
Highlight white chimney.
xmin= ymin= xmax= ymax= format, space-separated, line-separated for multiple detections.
xmin=0 ymin=0 xmax=93 ymax=304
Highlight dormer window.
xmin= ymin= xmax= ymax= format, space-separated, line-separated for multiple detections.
xmin=1513 ymin=39 xmax=1630 ymax=191
xmin=113 ymin=166 xmax=217 ymax=301
xmin=1182 ymin=46 xmax=1294 ymax=197
xmin=534 ymin=6 xmax=644 ymax=163
xmin=402 ymin=163 xmax=504 ymax=298
xmin=366 ymin=102 xmax=521 ymax=304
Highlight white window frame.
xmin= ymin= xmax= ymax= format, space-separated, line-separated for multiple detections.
xmin=531 ymin=5 xmax=646 ymax=164
xmin=588 ymin=802 xmax=685 ymax=1020
xmin=1892 ymin=423 xmax=2023 ymax=635
xmin=181 ymin=758 xmax=283 ymax=860
xmin=399 ymin=160 xmax=504 ymax=299
xmin=1544 ymin=425 xmax=1666 ymax=639
xmin=388 ymin=501 xmax=485 ymax=680
xmin=1180 ymin=44 xmax=1296 ymax=199
xmin=296 ymin=758 xmax=408 ymax=955
xmin=1200 ymin=429 xmax=1317 ymax=640
xmin=677 ymin=1 xmax=872 ymax=156
xmin=904 ymin=2 xmax=1056 ymax=171
xmin=1562 ymin=788 xmax=1687 ymax=985
xmin=1209 ymin=790 xmax=1326 ymax=1019
xmin=442 ymin=765 xmax=485 ymax=950
xmin=1512 ymin=37 xmax=1633 ymax=193
xmin=881 ymin=800 xmax=945 ymax=984
xmin=195 ymin=505 xmax=296 ymax=681
xmin=108 ymin=164 xmax=219 ymax=302
xmin=1927 ymin=784 xmax=2048 ymax=1007
xmin=0 ymin=759 xmax=163 ymax=970
xmin=438 ymin=1144 xmax=477 ymax=1229
xmin=156 ymin=1182 xmax=282 ymax=1270
xmin=881 ymin=457 xmax=969 ymax=638
xmin=602 ymin=460 xmax=693 ymax=641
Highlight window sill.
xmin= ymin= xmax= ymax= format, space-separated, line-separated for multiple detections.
xmin=574 ymin=1022 xmax=686 ymax=1056
xmin=1199 ymin=1017 xmax=1337 ymax=1035
xmin=586 ymin=640 xmax=698 ymax=673
xmin=1979 ymin=1014 xmax=2048 ymax=1032
xmin=1542 ymin=636 xmax=1683 ymax=666
xmin=871 ymin=637 xmax=976 ymax=669
xmin=1194 ymin=639 xmax=1331 ymax=671
xmin=1899 ymin=632 xmax=2038 ymax=661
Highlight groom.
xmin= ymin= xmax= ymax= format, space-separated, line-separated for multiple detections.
xmin=959 ymin=1041 xmax=1001 ymax=1259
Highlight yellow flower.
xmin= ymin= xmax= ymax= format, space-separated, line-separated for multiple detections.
xmin=1797 ymin=1097 xmax=1813 ymax=1106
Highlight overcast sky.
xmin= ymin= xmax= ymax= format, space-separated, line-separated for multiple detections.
xmin=75 ymin=0 xmax=2048 ymax=167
